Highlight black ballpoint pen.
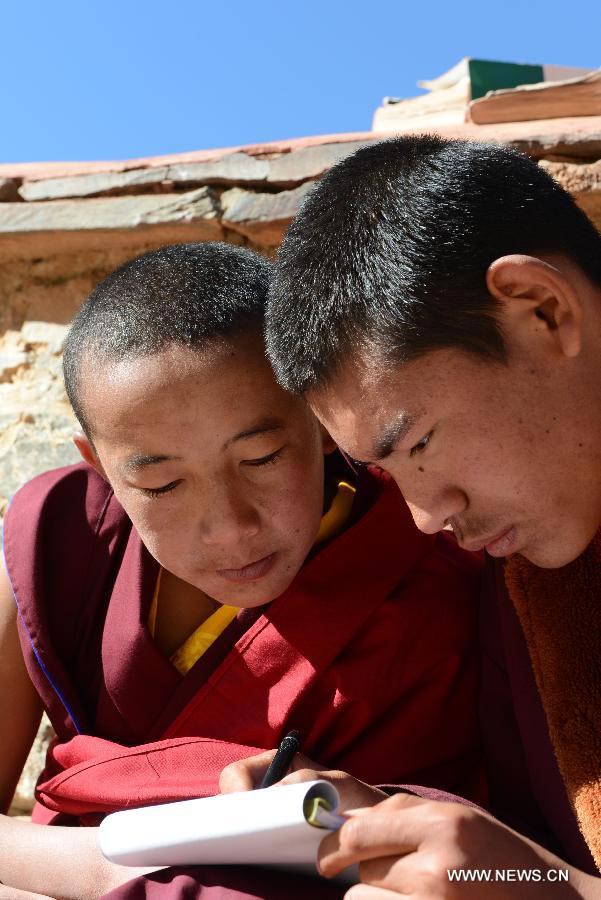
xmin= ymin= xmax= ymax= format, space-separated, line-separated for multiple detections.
xmin=259 ymin=730 xmax=301 ymax=788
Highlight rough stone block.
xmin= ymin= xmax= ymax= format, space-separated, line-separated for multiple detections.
xmin=10 ymin=715 xmax=55 ymax=815
xmin=0 ymin=322 xmax=79 ymax=514
xmin=0 ymin=189 xmax=223 ymax=259
xmin=221 ymin=182 xmax=314 ymax=246
xmin=20 ymin=321 xmax=68 ymax=354
xmin=0 ymin=407 xmax=80 ymax=516
xmin=0 ymin=349 xmax=28 ymax=379
xmin=167 ymin=153 xmax=270 ymax=186
xmin=267 ymin=141 xmax=369 ymax=185
xmin=19 ymin=153 xmax=271 ymax=201
xmin=539 ymin=159 xmax=601 ymax=229
xmin=0 ymin=187 xmax=218 ymax=233
xmin=539 ymin=158 xmax=601 ymax=194
xmin=19 ymin=168 xmax=170 ymax=201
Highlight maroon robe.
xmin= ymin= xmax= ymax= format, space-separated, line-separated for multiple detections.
xmin=3 ymin=461 xmax=483 ymax=897
xmin=96 ymin=552 xmax=601 ymax=899
xmin=478 ymin=556 xmax=598 ymax=876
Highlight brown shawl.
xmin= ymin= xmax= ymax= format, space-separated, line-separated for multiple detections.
xmin=505 ymin=531 xmax=601 ymax=869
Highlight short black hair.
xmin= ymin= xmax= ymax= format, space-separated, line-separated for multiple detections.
xmin=63 ymin=242 xmax=271 ymax=435
xmin=266 ymin=135 xmax=601 ymax=393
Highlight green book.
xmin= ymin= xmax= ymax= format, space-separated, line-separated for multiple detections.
xmin=467 ymin=59 xmax=544 ymax=100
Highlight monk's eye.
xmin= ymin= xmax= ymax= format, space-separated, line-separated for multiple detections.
xmin=409 ymin=431 xmax=433 ymax=458
xmin=142 ymin=480 xmax=181 ymax=498
xmin=244 ymin=447 xmax=285 ymax=467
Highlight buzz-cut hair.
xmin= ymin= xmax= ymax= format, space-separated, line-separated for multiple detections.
xmin=266 ymin=135 xmax=601 ymax=393
xmin=63 ymin=242 xmax=272 ymax=436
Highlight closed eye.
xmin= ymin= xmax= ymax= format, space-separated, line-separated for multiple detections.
xmin=142 ymin=480 xmax=182 ymax=498
xmin=244 ymin=447 xmax=285 ymax=467
xmin=409 ymin=431 xmax=433 ymax=458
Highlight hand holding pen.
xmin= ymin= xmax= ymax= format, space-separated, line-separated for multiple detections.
xmin=219 ymin=739 xmax=387 ymax=812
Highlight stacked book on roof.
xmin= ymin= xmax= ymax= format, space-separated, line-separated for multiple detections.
xmin=372 ymin=58 xmax=601 ymax=132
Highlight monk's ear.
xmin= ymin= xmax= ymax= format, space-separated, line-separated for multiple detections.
xmin=318 ymin=423 xmax=338 ymax=455
xmin=486 ymin=254 xmax=583 ymax=358
xmin=72 ymin=431 xmax=108 ymax=480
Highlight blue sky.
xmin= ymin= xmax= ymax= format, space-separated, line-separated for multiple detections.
xmin=3 ymin=0 xmax=599 ymax=162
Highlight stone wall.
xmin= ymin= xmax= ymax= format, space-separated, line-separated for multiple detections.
xmin=2 ymin=119 xmax=601 ymax=814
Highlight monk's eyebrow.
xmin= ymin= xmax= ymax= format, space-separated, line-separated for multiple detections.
xmin=124 ymin=453 xmax=182 ymax=472
xmin=224 ymin=418 xmax=285 ymax=450
xmin=123 ymin=421 xmax=284 ymax=470
xmin=373 ymin=415 xmax=416 ymax=461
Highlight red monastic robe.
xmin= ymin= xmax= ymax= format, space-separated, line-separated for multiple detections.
xmin=4 ymin=462 xmax=483 ymax=827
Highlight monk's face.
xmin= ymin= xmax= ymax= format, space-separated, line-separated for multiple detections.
xmin=308 ymin=256 xmax=601 ymax=570
xmin=77 ymin=333 xmax=330 ymax=607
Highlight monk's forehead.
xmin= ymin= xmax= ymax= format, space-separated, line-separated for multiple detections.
xmin=78 ymin=335 xmax=260 ymax=408
xmin=77 ymin=336 xmax=303 ymax=442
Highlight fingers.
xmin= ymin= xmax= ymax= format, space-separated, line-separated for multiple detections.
xmin=319 ymin=812 xmax=414 ymax=877
xmin=219 ymin=751 xmax=323 ymax=792
xmin=318 ymin=795 xmax=432 ymax=878
xmin=278 ymin=767 xmax=323 ymax=786
xmin=279 ymin=769 xmax=388 ymax=812
xmin=278 ymin=765 xmax=340 ymax=787
xmin=219 ymin=751 xmax=277 ymax=792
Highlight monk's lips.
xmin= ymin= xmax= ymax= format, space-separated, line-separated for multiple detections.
xmin=216 ymin=552 xmax=277 ymax=582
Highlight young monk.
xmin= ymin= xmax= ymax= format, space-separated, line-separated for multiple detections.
xmin=0 ymin=242 xmax=481 ymax=899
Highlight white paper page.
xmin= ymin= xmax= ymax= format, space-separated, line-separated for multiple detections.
xmin=99 ymin=780 xmax=340 ymax=868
